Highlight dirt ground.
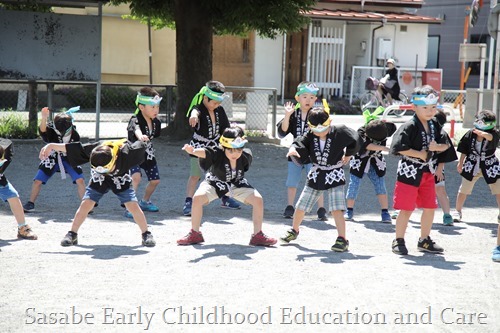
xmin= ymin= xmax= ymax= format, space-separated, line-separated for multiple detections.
xmin=0 ymin=135 xmax=499 ymax=333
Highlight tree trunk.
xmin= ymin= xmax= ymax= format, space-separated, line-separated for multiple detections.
xmin=163 ymin=0 xmax=213 ymax=140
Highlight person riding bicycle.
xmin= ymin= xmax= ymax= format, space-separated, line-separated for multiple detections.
xmin=378 ymin=58 xmax=401 ymax=105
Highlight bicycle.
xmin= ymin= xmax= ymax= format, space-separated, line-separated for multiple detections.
xmin=358 ymin=77 xmax=410 ymax=117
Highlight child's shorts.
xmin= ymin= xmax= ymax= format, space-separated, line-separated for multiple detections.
xmin=346 ymin=167 xmax=386 ymax=200
xmin=296 ymin=185 xmax=346 ymax=212
xmin=83 ymin=187 xmax=138 ymax=205
xmin=286 ymin=161 xmax=311 ymax=188
xmin=34 ymin=160 xmax=84 ymax=184
xmin=458 ymin=172 xmax=500 ymax=195
xmin=393 ymin=172 xmax=437 ymax=211
xmin=130 ymin=164 xmax=160 ymax=181
xmin=190 ymin=157 xmax=202 ymax=178
xmin=196 ymin=180 xmax=256 ymax=204
xmin=0 ymin=182 xmax=19 ymax=202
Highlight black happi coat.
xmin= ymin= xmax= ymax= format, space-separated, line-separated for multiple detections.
xmin=349 ymin=125 xmax=394 ymax=178
xmin=65 ymin=141 xmax=146 ymax=194
xmin=187 ymin=103 xmax=230 ymax=151
xmin=291 ymin=125 xmax=360 ymax=190
xmin=127 ymin=111 xmax=161 ymax=169
xmin=390 ymin=116 xmax=457 ymax=186
xmin=0 ymin=138 xmax=13 ymax=186
xmin=457 ymin=129 xmax=500 ymax=184
xmin=277 ymin=107 xmax=312 ymax=163
xmin=199 ymin=146 xmax=253 ymax=198
xmin=38 ymin=122 xmax=83 ymax=177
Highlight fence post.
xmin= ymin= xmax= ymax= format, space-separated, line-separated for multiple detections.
xmin=47 ymin=83 xmax=54 ymax=121
xmin=28 ymin=80 xmax=38 ymax=136
xmin=272 ymin=89 xmax=277 ymax=138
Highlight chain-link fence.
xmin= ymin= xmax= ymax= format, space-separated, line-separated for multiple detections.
xmin=0 ymin=81 xmax=278 ymax=139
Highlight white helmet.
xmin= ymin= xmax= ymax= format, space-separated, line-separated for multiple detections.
xmin=386 ymin=58 xmax=395 ymax=65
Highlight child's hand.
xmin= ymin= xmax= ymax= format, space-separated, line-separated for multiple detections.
xmin=284 ymin=101 xmax=295 ymax=116
xmin=457 ymin=162 xmax=463 ymax=173
xmin=473 ymin=128 xmax=488 ymax=138
xmin=41 ymin=107 xmax=50 ymax=119
xmin=39 ymin=144 xmax=53 ymax=160
xmin=182 ymin=144 xmax=194 ymax=154
xmin=428 ymin=140 xmax=439 ymax=151
xmin=189 ymin=115 xmax=199 ymax=127
xmin=286 ymin=147 xmax=300 ymax=158
xmin=435 ymin=169 xmax=444 ymax=182
xmin=342 ymin=155 xmax=352 ymax=165
xmin=139 ymin=135 xmax=150 ymax=142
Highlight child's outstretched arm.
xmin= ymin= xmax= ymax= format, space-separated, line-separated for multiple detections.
xmin=39 ymin=143 xmax=66 ymax=160
xmin=182 ymin=144 xmax=206 ymax=159
xmin=366 ymin=143 xmax=389 ymax=153
xmin=135 ymin=128 xmax=149 ymax=142
xmin=472 ymin=128 xmax=493 ymax=142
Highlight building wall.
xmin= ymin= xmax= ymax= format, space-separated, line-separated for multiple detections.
xmin=213 ymin=33 xmax=254 ymax=87
xmin=418 ymin=0 xmax=492 ymax=89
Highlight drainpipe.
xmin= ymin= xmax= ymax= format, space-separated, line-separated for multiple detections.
xmin=370 ymin=18 xmax=387 ymax=67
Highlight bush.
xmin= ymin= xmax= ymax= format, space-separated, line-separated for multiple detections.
xmin=0 ymin=110 xmax=38 ymax=139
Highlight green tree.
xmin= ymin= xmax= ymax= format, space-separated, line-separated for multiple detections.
xmin=111 ymin=0 xmax=315 ymax=139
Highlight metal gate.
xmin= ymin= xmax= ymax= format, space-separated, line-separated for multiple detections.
xmin=306 ymin=23 xmax=346 ymax=98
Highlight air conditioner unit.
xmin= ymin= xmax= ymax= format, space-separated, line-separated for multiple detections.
xmin=376 ymin=37 xmax=393 ymax=60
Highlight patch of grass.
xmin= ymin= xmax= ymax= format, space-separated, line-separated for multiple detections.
xmin=0 ymin=109 xmax=38 ymax=139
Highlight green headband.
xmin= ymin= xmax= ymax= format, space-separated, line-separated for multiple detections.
xmin=134 ymin=94 xmax=162 ymax=115
xmin=363 ymin=106 xmax=385 ymax=124
xmin=187 ymin=86 xmax=225 ymax=116
xmin=296 ymin=83 xmax=319 ymax=97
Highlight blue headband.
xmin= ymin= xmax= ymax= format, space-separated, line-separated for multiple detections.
xmin=411 ymin=94 xmax=439 ymax=105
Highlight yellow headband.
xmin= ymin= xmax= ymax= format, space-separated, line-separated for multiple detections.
xmin=91 ymin=139 xmax=127 ymax=173
xmin=219 ymin=136 xmax=248 ymax=149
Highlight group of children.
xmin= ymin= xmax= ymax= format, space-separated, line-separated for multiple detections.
xmin=1 ymin=80 xmax=499 ymax=262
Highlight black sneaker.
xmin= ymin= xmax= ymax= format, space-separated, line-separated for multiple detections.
xmin=61 ymin=231 xmax=78 ymax=247
xmin=331 ymin=236 xmax=349 ymax=252
xmin=23 ymin=201 xmax=35 ymax=212
xmin=392 ymin=238 xmax=408 ymax=255
xmin=142 ymin=231 xmax=156 ymax=247
xmin=280 ymin=228 xmax=299 ymax=243
xmin=417 ymin=236 xmax=443 ymax=253
xmin=317 ymin=207 xmax=328 ymax=221
xmin=283 ymin=205 xmax=294 ymax=219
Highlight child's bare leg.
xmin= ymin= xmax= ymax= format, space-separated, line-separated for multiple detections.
xmin=125 ymin=201 xmax=148 ymax=233
xmin=143 ymin=179 xmax=160 ymax=202
xmin=287 ymin=187 xmax=297 ymax=206
xmin=70 ymin=199 xmax=96 ymax=233
xmin=131 ymin=172 xmax=141 ymax=191
xmin=346 ymin=198 xmax=355 ymax=208
xmin=395 ymin=210 xmax=413 ymax=238
xmin=191 ymin=193 xmax=209 ymax=232
xmin=455 ymin=192 xmax=467 ymax=212
xmin=7 ymin=197 xmax=26 ymax=225
xmin=420 ymin=208 xmax=435 ymax=239
xmin=497 ymin=225 xmax=500 ymax=246
xmin=317 ymin=194 xmax=325 ymax=209
xmin=332 ymin=210 xmax=346 ymax=238
xmin=292 ymin=209 xmax=306 ymax=231
xmin=186 ymin=176 xmax=200 ymax=198
xmin=28 ymin=180 xmax=43 ymax=203
xmin=76 ymin=178 xmax=86 ymax=200
xmin=436 ymin=186 xmax=450 ymax=214
xmin=244 ymin=191 xmax=264 ymax=234
xmin=496 ymin=194 xmax=500 ymax=217
xmin=377 ymin=194 xmax=389 ymax=210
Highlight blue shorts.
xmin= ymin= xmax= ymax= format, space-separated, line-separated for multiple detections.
xmin=130 ymin=163 xmax=160 ymax=181
xmin=346 ymin=166 xmax=387 ymax=200
xmin=34 ymin=160 xmax=84 ymax=184
xmin=286 ymin=161 xmax=312 ymax=188
xmin=83 ymin=186 xmax=138 ymax=205
xmin=0 ymin=182 xmax=19 ymax=202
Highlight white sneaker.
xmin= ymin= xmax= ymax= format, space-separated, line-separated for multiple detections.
xmin=451 ymin=210 xmax=462 ymax=222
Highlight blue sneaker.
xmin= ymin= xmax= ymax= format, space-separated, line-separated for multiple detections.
xmin=443 ymin=214 xmax=454 ymax=226
xmin=492 ymin=246 xmax=500 ymax=262
xmin=381 ymin=211 xmax=392 ymax=223
xmin=139 ymin=200 xmax=159 ymax=212
xmin=124 ymin=210 xmax=133 ymax=219
xmin=183 ymin=199 xmax=192 ymax=216
xmin=221 ymin=196 xmax=241 ymax=209
xmin=344 ymin=209 xmax=354 ymax=221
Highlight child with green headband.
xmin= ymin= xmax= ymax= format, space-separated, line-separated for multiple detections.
xmin=125 ymin=87 xmax=162 ymax=218
xmin=0 ymin=139 xmax=38 ymax=241
xmin=23 ymin=106 xmax=86 ymax=213
xmin=453 ymin=110 xmax=500 ymax=261
xmin=183 ymin=80 xmax=240 ymax=216
xmin=390 ymin=85 xmax=456 ymax=256
xmin=344 ymin=107 xmax=396 ymax=223
xmin=178 ymin=126 xmax=277 ymax=246
xmin=277 ymin=81 xmax=327 ymax=221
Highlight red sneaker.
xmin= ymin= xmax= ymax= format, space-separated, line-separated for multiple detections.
xmin=249 ymin=231 xmax=277 ymax=246
xmin=177 ymin=229 xmax=204 ymax=245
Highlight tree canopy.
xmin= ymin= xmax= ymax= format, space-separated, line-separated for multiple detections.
xmin=111 ymin=0 xmax=315 ymax=139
